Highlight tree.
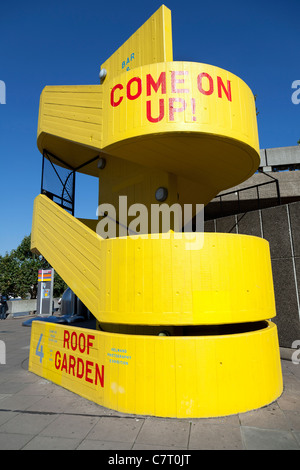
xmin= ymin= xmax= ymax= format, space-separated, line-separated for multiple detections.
xmin=10 ymin=235 xmax=48 ymax=298
xmin=0 ymin=235 xmax=67 ymax=299
xmin=0 ymin=253 xmax=19 ymax=296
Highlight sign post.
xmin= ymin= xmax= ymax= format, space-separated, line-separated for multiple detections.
xmin=36 ymin=269 xmax=54 ymax=316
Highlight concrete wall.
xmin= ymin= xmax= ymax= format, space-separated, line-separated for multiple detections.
xmin=7 ymin=298 xmax=60 ymax=316
xmin=218 ymin=170 xmax=300 ymax=199
xmin=260 ymin=145 xmax=300 ymax=167
xmin=7 ymin=299 xmax=37 ymax=315
xmin=206 ymin=169 xmax=300 ymax=220
xmin=205 ymin=201 xmax=300 ymax=348
xmin=205 ymin=146 xmax=300 ymax=220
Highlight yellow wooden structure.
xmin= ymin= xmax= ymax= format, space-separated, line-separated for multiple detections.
xmin=29 ymin=320 xmax=282 ymax=418
xmin=29 ymin=5 xmax=283 ymax=417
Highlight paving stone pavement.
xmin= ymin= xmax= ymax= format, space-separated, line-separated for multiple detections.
xmin=0 ymin=317 xmax=300 ymax=451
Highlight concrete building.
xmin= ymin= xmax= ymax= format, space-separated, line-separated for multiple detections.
xmin=205 ymin=145 xmax=300 ymax=220
xmin=205 ymin=146 xmax=300 ymax=348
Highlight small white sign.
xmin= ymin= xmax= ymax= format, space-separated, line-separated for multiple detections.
xmin=0 ymin=340 xmax=6 ymax=364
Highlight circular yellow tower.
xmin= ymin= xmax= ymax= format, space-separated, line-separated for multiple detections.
xmin=29 ymin=5 xmax=282 ymax=418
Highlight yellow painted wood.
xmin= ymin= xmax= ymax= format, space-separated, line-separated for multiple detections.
xmin=32 ymin=194 xmax=276 ymax=326
xmin=98 ymin=230 xmax=276 ymax=325
xmin=77 ymin=218 xmax=98 ymax=232
xmin=100 ymin=5 xmax=173 ymax=81
xmin=30 ymin=5 xmax=283 ymax=420
xmin=32 ymin=195 xmax=102 ymax=316
xmin=36 ymin=7 xmax=260 ymax=202
xmin=97 ymin=153 xmax=184 ymax=227
xmin=101 ymin=61 xmax=260 ymax=195
xmin=37 ymin=85 xmax=103 ymax=175
xmin=29 ymin=321 xmax=283 ymax=418
xmin=36 ymin=5 xmax=172 ymax=176
xmin=37 ymin=61 xmax=259 ymax=200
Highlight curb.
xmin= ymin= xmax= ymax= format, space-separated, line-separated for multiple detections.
xmin=280 ymin=347 xmax=298 ymax=362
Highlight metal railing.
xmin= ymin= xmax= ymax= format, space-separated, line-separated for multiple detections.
xmin=40 ymin=149 xmax=99 ymax=216
xmin=41 ymin=150 xmax=76 ymax=215
xmin=205 ymin=171 xmax=281 ymax=221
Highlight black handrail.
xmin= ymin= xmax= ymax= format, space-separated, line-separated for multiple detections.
xmin=41 ymin=150 xmax=76 ymax=215
xmin=206 ymin=177 xmax=281 ymax=221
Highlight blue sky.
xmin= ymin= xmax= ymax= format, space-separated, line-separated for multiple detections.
xmin=0 ymin=0 xmax=299 ymax=255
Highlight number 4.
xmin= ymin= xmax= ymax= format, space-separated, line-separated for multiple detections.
xmin=35 ymin=334 xmax=44 ymax=363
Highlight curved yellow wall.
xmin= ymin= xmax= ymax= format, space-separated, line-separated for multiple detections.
xmin=37 ymin=61 xmax=260 ymax=198
xmin=29 ymin=321 xmax=282 ymax=418
xmin=32 ymin=196 xmax=276 ymax=327
xmin=99 ymin=231 xmax=276 ymax=325
xmin=103 ymin=61 xmax=259 ymax=153
xmin=30 ymin=195 xmax=283 ymax=418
